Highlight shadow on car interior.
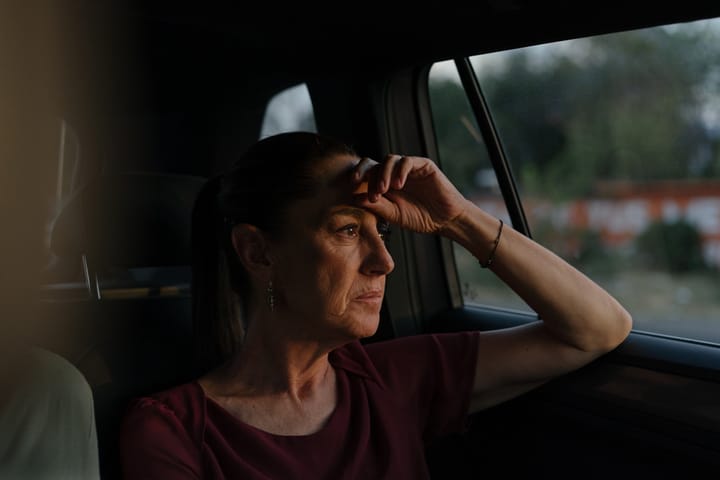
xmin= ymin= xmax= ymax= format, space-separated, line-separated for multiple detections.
xmin=41 ymin=172 xmax=207 ymax=478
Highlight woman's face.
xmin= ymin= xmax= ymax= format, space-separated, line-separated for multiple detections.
xmin=268 ymin=154 xmax=395 ymax=342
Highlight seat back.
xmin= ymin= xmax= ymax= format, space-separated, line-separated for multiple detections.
xmin=43 ymin=171 xmax=207 ymax=479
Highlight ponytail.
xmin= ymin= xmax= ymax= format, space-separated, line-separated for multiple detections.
xmin=191 ymin=176 xmax=244 ymax=373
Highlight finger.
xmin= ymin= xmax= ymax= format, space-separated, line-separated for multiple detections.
xmin=392 ymin=155 xmax=414 ymax=189
xmin=353 ymin=192 xmax=398 ymax=220
xmin=364 ymin=155 xmax=393 ymax=203
xmin=352 ymin=157 xmax=382 ymax=201
xmin=376 ymin=154 xmax=402 ymax=198
xmin=353 ymin=157 xmax=379 ymax=183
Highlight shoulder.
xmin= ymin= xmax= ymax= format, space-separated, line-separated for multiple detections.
xmin=25 ymin=347 xmax=93 ymax=400
xmin=122 ymin=381 xmax=205 ymax=441
xmin=120 ymin=382 xmax=205 ymax=477
xmin=5 ymin=347 xmax=96 ymax=420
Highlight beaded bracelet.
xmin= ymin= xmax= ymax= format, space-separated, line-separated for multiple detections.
xmin=479 ymin=218 xmax=503 ymax=268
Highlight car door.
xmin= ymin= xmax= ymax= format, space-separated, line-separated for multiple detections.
xmin=362 ymin=14 xmax=720 ymax=480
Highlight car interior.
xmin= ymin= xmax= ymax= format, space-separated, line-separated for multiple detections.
xmin=6 ymin=1 xmax=720 ymax=478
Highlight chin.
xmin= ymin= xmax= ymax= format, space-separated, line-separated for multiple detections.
xmin=352 ymin=314 xmax=381 ymax=339
xmin=333 ymin=313 xmax=380 ymax=342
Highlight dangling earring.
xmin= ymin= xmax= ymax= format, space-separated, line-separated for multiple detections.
xmin=267 ymin=280 xmax=275 ymax=312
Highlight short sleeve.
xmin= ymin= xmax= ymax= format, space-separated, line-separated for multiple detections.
xmin=119 ymin=397 xmax=203 ymax=479
xmin=363 ymin=331 xmax=480 ymax=441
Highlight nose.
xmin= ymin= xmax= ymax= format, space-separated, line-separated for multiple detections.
xmin=361 ymin=233 xmax=395 ymax=276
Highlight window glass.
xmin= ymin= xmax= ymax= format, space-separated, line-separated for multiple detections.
xmin=260 ymin=83 xmax=317 ymax=138
xmin=429 ymin=63 xmax=531 ymax=313
xmin=431 ymin=17 xmax=720 ymax=343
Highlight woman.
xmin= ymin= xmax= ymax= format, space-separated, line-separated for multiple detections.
xmin=120 ymin=131 xmax=631 ymax=479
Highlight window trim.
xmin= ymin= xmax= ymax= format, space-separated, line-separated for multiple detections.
xmin=453 ymin=57 xmax=531 ymax=237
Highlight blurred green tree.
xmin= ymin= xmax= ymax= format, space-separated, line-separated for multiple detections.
xmin=430 ymin=21 xmax=720 ymax=200
xmin=428 ymin=79 xmax=490 ymax=195
xmin=635 ymin=220 xmax=706 ymax=272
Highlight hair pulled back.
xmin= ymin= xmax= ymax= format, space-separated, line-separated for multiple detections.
xmin=191 ymin=132 xmax=356 ymax=371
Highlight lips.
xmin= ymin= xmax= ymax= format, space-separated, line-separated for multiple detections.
xmin=354 ymin=290 xmax=384 ymax=301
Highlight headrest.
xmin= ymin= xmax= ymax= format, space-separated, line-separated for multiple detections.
xmin=50 ymin=172 xmax=207 ymax=268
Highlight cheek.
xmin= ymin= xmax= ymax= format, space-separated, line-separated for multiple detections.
xmin=280 ymin=242 xmax=357 ymax=313
xmin=316 ymin=253 xmax=358 ymax=314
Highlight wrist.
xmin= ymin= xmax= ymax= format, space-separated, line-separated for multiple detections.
xmin=442 ymin=201 xmax=505 ymax=263
xmin=479 ymin=219 xmax=503 ymax=268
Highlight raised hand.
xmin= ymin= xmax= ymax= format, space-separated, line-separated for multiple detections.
xmin=351 ymin=155 xmax=471 ymax=235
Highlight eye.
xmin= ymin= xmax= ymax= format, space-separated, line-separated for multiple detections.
xmin=337 ymin=224 xmax=359 ymax=238
xmin=377 ymin=220 xmax=392 ymax=242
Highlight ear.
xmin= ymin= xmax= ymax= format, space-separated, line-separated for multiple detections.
xmin=230 ymin=224 xmax=273 ymax=274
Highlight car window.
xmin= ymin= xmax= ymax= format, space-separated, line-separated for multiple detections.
xmin=428 ymin=65 xmax=530 ymax=313
xmin=429 ymin=17 xmax=720 ymax=343
xmin=260 ymin=83 xmax=317 ymax=139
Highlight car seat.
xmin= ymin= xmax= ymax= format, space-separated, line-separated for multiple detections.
xmin=43 ymin=171 xmax=207 ymax=479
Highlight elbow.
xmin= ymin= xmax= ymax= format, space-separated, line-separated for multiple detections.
xmin=593 ymin=305 xmax=633 ymax=354
xmin=567 ymin=302 xmax=632 ymax=355
xmin=609 ymin=307 xmax=633 ymax=350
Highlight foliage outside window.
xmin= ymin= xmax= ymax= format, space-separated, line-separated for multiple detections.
xmin=430 ymin=17 xmax=720 ymax=343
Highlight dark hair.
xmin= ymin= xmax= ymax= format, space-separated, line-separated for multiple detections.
xmin=192 ymin=131 xmax=356 ymax=371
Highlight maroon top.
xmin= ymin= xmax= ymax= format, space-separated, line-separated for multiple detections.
xmin=119 ymin=332 xmax=479 ymax=479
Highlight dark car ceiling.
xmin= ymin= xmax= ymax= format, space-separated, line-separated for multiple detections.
xmin=55 ymin=2 xmax=720 ymax=119
xmin=80 ymin=2 xmax=720 ymax=65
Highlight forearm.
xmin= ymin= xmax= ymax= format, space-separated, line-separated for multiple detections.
xmin=443 ymin=201 xmax=632 ymax=353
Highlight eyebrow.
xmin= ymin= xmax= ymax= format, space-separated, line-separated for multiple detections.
xmin=327 ymin=207 xmax=389 ymax=231
xmin=328 ymin=207 xmax=366 ymax=220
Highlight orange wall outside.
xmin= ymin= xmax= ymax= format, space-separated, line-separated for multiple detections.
xmin=471 ymin=180 xmax=720 ymax=266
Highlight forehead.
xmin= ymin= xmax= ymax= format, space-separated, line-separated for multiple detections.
xmin=289 ymin=153 xmax=371 ymax=224
xmin=311 ymin=153 xmax=365 ymax=199
xmin=312 ymin=153 xmax=360 ymax=184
